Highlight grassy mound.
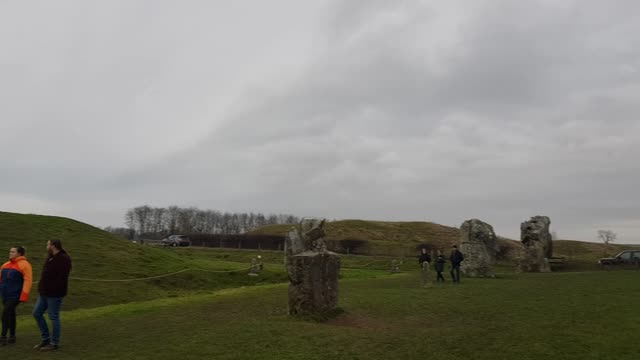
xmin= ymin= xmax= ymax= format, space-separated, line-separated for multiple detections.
xmin=0 ymin=212 xmax=288 ymax=311
xmin=251 ymin=219 xmax=464 ymax=255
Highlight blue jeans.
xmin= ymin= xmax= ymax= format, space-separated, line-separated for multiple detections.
xmin=32 ymin=296 xmax=63 ymax=345
xmin=450 ymin=264 xmax=461 ymax=283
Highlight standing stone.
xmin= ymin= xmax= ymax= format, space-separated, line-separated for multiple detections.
xmin=459 ymin=219 xmax=499 ymax=278
xmin=285 ymin=218 xmax=340 ymax=316
xmin=519 ymin=216 xmax=552 ymax=272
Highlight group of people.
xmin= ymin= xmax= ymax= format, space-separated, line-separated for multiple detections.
xmin=0 ymin=239 xmax=72 ymax=351
xmin=418 ymin=245 xmax=464 ymax=284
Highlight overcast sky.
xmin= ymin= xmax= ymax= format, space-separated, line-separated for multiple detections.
xmin=1 ymin=1 xmax=639 ymax=243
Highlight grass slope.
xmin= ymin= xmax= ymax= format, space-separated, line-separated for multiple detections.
xmin=0 ymin=212 xmax=289 ymax=311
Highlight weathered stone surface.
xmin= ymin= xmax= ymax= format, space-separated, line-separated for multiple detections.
xmin=285 ymin=218 xmax=340 ymax=316
xmin=519 ymin=216 xmax=552 ymax=272
xmin=285 ymin=218 xmax=327 ymax=259
xmin=459 ymin=219 xmax=498 ymax=278
xmin=287 ymin=251 xmax=340 ymax=315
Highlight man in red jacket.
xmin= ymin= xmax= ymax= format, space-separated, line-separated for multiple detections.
xmin=32 ymin=239 xmax=72 ymax=352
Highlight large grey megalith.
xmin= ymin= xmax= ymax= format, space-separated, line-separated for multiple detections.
xmin=285 ymin=218 xmax=340 ymax=316
xmin=460 ymin=219 xmax=499 ymax=277
xmin=519 ymin=216 xmax=553 ymax=272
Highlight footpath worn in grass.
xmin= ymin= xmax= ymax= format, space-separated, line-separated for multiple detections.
xmin=6 ymin=270 xmax=639 ymax=360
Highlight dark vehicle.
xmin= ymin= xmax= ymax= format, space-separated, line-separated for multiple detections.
xmin=161 ymin=235 xmax=191 ymax=247
xmin=599 ymin=250 xmax=640 ymax=267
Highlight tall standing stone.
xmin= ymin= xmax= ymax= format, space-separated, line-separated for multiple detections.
xmin=519 ymin=216 xmax=552 ymax=272
xmin=460 ymin=219 xmax=499 ymax=278
xmin=285 ymin=218 xmax=340 ymax=316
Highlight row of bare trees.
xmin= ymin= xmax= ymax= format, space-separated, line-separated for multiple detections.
xmin=106 ymin=205 xmax=300 ymax=239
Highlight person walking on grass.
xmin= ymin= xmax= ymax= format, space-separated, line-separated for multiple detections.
xmin=0 ymin=246 xmax=33 ymax=346
xmin=418 ymin=248 xmax=432 ymax=287
xmin=449 ymin=245 xmax=464 ymax=283
xmin=435 ymin=250 xmax=446 ymax=283
xmin=33 ymin=239 xmax=72 ymax=352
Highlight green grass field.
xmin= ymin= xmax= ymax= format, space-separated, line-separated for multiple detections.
xmin=1 ymin=211 xmax=638 ymax=359
xmin=4 ymin=270 xmax=639 ymax=360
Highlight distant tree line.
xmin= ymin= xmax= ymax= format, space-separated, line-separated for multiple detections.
xmin=104 ymin=205 xmax=300 ymax=239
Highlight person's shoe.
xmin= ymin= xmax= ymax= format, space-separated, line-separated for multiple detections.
xmin=7 ymin=336 xmax=16 ymax=344
xmin=33 ymin=339 xmax=50 ymax=350
xmin=39 ymin=343 xmax=59 ymax=351
xmin=0 ymin=336 xmax=7 ymax=346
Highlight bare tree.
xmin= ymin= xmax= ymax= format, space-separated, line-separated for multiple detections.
xmin=166 ymin=206 xmax=180 ymax=234
xmin=151 ymin=207 xmax=166 ymax=235
xmin=267 ymin=214 xmax=278 ymax=225
xmin=221 ymin=212 xmax=232 ymax=234
xmin=598 ymin=229 xmax=617 ymax=256
xmin=177 ymin=207 xmax=197 ymax=234
xmin=120 ymin=206 xmax=300 ymax=235
xmin=255 ymin=214 xmax=266 ymax=227
xmin=229 ymin=213 xmax=241 ymax=234
xmin=124 ymin=209 xmax=136 ymax=233
xmin=133 ymin=205 xmax=153 ymax=235
xmin=193 ymin=209 xmax=207 ymax=233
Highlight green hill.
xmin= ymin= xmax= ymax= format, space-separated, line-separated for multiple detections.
xmin=251 ymin=219 xmax=518 ymax=256
xmin=0 ymin=211 xmax=287 ymax=311
xmin=251 ymin=219 xmax=463 ymax=255
xmin=251 ymin=219 xmax=637 ymax=267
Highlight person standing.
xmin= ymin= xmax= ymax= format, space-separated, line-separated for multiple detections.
xmin=418 ymin=248 xmax=431 ymax=267
xmin=33 ymin=239 xmax=72 ymax=352
xmin=418 ymin=248 xmax=432 ymax=287
xmin=449 ymin=245 xmax=464 ymax=283
xmin=435 ymin=250 xmax=446 ymax=283
xmin=0 ymin=246 xmax=32 ymax=345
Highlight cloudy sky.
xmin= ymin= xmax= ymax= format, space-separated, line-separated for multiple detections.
xmin=1 ymin=1 xmax=639 ymax=243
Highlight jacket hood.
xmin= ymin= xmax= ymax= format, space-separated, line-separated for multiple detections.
xmin=10 ymin=256 xmax=27 ymax=263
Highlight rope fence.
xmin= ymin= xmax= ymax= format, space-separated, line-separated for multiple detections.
xmin=191 ymin=266 xmax=253 ymax=274
xmin=341 ymin=259 xmax=390 ymax=269
xmin=30 ymin=259 xmax=394 ymax=284
xmin=30 ymin=266 xmax=257 ymax=284
xmin=67 ymin=268 xmax=192 ymax=282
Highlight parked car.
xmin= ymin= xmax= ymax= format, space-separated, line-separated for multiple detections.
xmin=599 ymin=250 xmax=640 ymax=267
xmin=161 ymin=235 xmax=191 ymax=247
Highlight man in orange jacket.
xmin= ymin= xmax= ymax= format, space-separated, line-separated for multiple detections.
xmin=0 ymin=246 xmax=33 ymax=346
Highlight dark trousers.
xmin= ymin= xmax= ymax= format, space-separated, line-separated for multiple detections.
xmin=2 ymin=299 xmax=20 ymax=337
xmin=436 ymin=271 xmax=445 ymax=282
xmin=450 ymin=264 xmax=461 ymax=283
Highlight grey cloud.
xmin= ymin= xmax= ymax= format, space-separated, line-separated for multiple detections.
xmin=2 ymin=1 xmax=640 ymax=242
